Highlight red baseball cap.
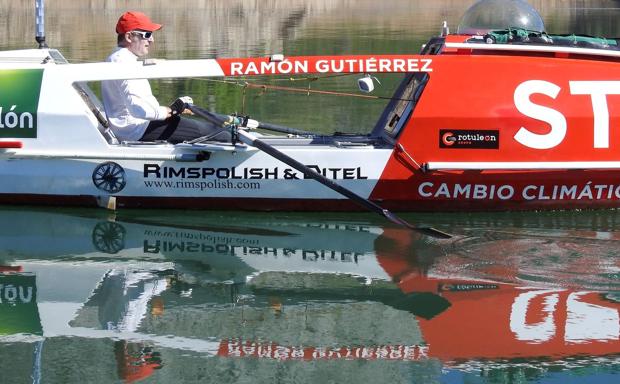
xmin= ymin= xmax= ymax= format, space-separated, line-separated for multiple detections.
xmin=115 ymin=11 xmax=162 ymax=34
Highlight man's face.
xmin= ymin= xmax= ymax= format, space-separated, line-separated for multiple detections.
xmin=126 ymin=30 xmax=154 ymax=57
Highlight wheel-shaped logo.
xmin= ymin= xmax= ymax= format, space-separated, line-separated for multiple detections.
xmin=92 ymin=162 xmax=126 ymax=194
xmin=92 ymin=221 xmax=126 ymax=254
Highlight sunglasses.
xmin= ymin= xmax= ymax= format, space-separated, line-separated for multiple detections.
xmin=131 ymin=31 xmax=153 ymax=39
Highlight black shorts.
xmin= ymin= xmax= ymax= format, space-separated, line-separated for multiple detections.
xmin=140 ymin=116 xmax=231 ymax=144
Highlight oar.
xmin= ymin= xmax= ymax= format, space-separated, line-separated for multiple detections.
xmin=206 ymin=111 xmax=316 ymax=137
xmin=188 ymin=105 xmax=451 ymax=239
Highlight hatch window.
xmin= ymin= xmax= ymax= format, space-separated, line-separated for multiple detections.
xmin=375 ymin=73 xmax=428 ymax=140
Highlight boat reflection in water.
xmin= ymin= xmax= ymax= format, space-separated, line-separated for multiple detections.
xmin=0 ymin=207 xmax=618 ymax=383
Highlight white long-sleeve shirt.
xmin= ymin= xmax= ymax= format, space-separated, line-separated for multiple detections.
xmin=101 ymin=47 xmax=169 ymax=141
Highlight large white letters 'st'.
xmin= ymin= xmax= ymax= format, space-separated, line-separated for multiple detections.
xmin=514 ymin=80 xmax=567 ymax=150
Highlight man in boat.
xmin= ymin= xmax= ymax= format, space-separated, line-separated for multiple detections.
xmin=102 ymin=11 xmax=228 ymax=144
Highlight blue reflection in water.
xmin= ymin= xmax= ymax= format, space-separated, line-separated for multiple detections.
xmin=0 ymin=206 xmax=618 ymax=383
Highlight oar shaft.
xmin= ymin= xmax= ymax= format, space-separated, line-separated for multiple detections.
xmin=237 ymin=130 xmax=451 ymax=239
xmin=238 ymin=130 xmax=371 ymax=204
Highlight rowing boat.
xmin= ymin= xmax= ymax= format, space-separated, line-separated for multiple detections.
xmin=2 ymin=0 xmax=620 ymax=228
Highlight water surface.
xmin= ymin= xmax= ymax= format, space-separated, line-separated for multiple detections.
xmin=0 ymin=206 xmax=619 ymax=383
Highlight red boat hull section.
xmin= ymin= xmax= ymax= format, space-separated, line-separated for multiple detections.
xmin=372 ymin=53 xmax=620 ymax=209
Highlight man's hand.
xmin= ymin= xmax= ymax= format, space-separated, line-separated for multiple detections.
xmin=169 ymin=96 xmax=194 ymax=116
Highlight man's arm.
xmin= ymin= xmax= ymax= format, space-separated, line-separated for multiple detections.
xmin=121 ymin=78 xmax=170 ymax=120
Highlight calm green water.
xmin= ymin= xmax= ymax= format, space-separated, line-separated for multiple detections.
xmin=0 ymin=1 xmax=619 ymax=383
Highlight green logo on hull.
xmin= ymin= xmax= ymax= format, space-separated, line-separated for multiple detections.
xmin=0 ymin=69 xmax=43 ymax=138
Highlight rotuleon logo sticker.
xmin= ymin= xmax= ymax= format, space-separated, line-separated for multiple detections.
xmin=0 ymin=69 xmax=43 ymax=138
xmin=439 ymin=129 xmax=500 ymax=149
